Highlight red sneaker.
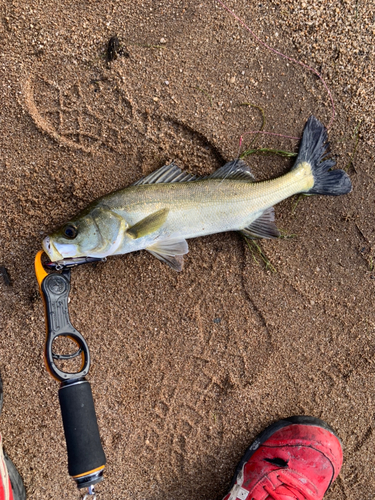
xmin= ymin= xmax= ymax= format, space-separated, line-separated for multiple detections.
xmin=0 ymin=376 xmax=26 ymax=500
xmin=222 ymin=416 xmax=343 ymax=500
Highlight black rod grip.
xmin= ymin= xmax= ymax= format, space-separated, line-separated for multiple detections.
xmin=58 ymin=380 xmax=106 ymax=479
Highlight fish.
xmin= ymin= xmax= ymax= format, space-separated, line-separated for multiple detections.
xmin=42 ymin=116 xmax=352 ymax=271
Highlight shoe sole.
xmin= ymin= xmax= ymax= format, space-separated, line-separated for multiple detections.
xmin=4 ymin=454 xmax=26 ymax=500
xmin=0 ymin=374 xmax=26 ymax=500
xmin=229 ymin=415 xmax=342 ymax=491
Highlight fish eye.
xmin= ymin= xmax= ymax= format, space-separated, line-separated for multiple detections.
xmin=63 ymin=224 xmax=78 ymax=239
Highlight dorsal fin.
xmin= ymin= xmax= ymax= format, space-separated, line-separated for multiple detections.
xmin=132 ymin=159 xmax=254 ymax=186
xmin=132 ymin=162 xmax=197 ymax=186
xmin=207 ymin=159 xmax=255 ymax=181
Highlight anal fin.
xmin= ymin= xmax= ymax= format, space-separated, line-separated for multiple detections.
xmin=240 ymin=207 xmax=280 ymax=239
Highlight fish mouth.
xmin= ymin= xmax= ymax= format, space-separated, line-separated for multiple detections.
xmin=42 ymin=236 xmax=63 ymax=262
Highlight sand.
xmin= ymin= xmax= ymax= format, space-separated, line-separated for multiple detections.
xmin=0 ymin=0 xmax=374 ymax=498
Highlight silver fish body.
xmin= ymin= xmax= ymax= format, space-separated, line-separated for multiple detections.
xmin=98 ymin=165 xmax=311 ymax=248
xmin=43 ymin=116 xmax=352 ymax=271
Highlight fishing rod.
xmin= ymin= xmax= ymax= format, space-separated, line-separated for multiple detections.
xmin=34 ymin=250 xmax=107 ymax=499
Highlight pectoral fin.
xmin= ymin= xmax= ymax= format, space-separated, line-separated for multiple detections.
xmin=146 ymin=238 xmax=189 ymax=272
xmin=126 ymin=208 xmax=169 ymax=239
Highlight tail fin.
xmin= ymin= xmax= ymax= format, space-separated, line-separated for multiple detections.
xmin=293 ymin=116 xmax=352 ymax=196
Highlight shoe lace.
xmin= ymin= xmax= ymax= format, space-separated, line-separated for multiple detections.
xmin=261 ymin=470 xmax=317 ymax=500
